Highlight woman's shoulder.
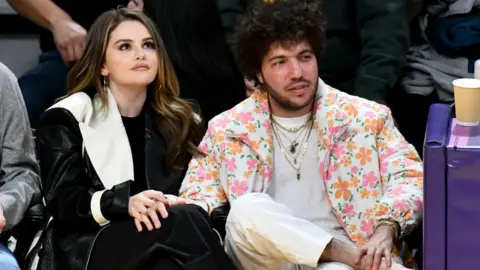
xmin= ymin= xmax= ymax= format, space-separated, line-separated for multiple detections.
xmin=38 ymin=92 xmax=93 ymax=131
xmin=37 ymin=108 xmax=81 ymax=134
xmin=49 ymin=92 xmax=93 ymax=117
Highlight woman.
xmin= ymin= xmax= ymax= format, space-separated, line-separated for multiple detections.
xmin=35 ymin=8 xmax=235 ymax=270
xmin=143 ymin=0 xmax=247 ymax=123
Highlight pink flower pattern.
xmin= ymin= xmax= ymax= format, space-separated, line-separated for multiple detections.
xmin=393 ymin=199 xmax=410 ymax=212
xmin=231 ymin=180 xmax=248 ymax=196
xmin=362 ymin=171 xmax=378 ymax=188
xmin=238 ymin=112 xmax=254 ymax=125
xmin=178 ymin=83 xmax=423 ymax=256
xmin=225 ymin=157 xmax=237 ymax=172
xmin=332 ymin=145 xmax=346 ymax=159
xmin=342 ymin=203 xmax=357 ymax=217
xmin=247 ymin=159 xmax=257 ymax=170
xmin=391 ymin=186 xmax=407 ymax=196
xmin=361 ymin=219 xmax=375 ymax=237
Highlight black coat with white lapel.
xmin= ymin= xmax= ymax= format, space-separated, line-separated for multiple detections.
xmin=35 ymin=88 xmax=191 ymax=270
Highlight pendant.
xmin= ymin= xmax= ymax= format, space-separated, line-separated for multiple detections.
xmin=296 ymin=172 xmax=300 ymax=180
xmin=290 ymin=142 xmax=298 ymax=154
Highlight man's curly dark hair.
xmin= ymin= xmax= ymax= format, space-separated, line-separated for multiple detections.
xmin=232 ymin=0 xmax=326 ymax=82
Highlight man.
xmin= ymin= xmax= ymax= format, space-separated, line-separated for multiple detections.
xmin=218 ymin=0 xmax=409 ymax=105
xmin=7 ymin=0 xmax=142 ymax=128
xmin=0 ymin=63 xmax=42 ymax=269
xmin=178 ymin=1 xmax=423 ymax=270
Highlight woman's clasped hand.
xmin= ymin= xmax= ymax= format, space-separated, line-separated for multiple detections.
xmin=128 ymin=190 xmax=184 ymax=232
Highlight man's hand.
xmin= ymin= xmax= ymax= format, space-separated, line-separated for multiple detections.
xmin=0 ymin=205 xmax=6 ymax=233
xmin=127 ymin=0 xmax=144 ymax=11
xmin=50 ymin=19 xmax=87 ymax=65
xmin=355 ymin=226 xmax=395 ymax=270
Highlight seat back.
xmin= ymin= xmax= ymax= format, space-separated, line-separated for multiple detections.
xmin=11 ymin=204 xmax=46 ymax=269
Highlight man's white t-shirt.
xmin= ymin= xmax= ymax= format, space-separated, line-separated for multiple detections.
xmin=267 ymin=113 xmax=354 ymax=247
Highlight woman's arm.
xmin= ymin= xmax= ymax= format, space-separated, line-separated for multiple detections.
xmin=36 ymin=108 xmax=132 ymax=228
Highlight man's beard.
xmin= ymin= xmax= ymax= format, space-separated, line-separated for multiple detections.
xmin=264 ymin=81 xmax=317 ymax=112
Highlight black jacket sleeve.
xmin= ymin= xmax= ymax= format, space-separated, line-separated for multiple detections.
xmin=36 ymin=108 xmax=131 ymax=228
xmin=354 ymin=0 xmax=410 ymax=103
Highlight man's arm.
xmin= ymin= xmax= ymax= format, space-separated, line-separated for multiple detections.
xmin=375 ymin=106 xmax=423 ymax=238
xmin=7 ymin=0 xmax=87 ymax=63
xmin=179 ymin=126 xmax=228 ymax=214
xmin=7 ymin=0 xmax=70 ymax=30
xmin=354 ymin=0 xmax=410 ymax=103
xmin=0 ymin=63 xmax=42 ymax=232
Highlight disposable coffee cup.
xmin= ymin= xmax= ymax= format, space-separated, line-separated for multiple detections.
xmin=453 ymin=78 xmax=480 ymax=126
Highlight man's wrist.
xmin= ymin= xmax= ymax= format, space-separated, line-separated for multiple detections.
xmin=46 ymin=10 xmax=71 ymax=30
xmin=375 ymin=225 xmax=395 ymax=237
xmin=375 ymin=219 xmax=400 ymax=241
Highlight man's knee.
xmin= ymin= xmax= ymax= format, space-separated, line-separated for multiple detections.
xmin=227 ymin=193 xmax=273 ymax=226
xmin=317 ymin=262 xmax=354 ymax=270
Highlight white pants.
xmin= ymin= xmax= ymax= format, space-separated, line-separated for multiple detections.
xmin=225 ymin=193 xmax=353 ymax=270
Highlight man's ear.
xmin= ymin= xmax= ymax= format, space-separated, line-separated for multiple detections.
xmin=257 ymin=72 xmax=264 ymax=84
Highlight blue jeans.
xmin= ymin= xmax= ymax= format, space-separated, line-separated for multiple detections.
xmin=18 ymin=50 xmax=68 ymax=128
xmin=0 ymin=243 xmax=20 ymax=270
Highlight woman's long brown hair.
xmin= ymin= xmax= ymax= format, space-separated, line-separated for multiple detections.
xmin=67 ymin=8 xmax=204 ymax=171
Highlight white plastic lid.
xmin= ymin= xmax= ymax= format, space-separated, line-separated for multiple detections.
xmin=475 ymin=59 xmax=480 ymax=79
xmin=452 ymin=78 xmax=480 ymax=88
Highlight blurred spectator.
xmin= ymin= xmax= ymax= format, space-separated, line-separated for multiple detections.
xmin=143 ymin=0 xmax=247 ymax=123
xmin=394 ymin=0 xmax=479 ymax=154
xmin=0 ymin=62 xmax=41 ymax=270
xmin=218 ymin=0 xmax=410 ymax=105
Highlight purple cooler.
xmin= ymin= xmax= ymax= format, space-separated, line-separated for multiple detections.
xmin=446 ymin=116 xmax=480 ymax=270
xmin=424 ymin=103 xmax=480 ymax=270
xmin=424 ymin=104 xmax=451 ymax=270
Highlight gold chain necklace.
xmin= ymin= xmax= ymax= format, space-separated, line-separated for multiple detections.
xmin=271 ymin=117 xmax=310 ymax=133
xmin=274 ymin=121 xmax=311 ymax=160
xmin=272 ymin=120 xmax=314 ymax=180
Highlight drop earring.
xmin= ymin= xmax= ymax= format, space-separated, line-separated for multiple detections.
xmin=103 ymin=76 xmax=108 ymax=92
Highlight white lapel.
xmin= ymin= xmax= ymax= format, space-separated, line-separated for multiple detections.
xmin=49 ymin=90 xmax=134 ymax=189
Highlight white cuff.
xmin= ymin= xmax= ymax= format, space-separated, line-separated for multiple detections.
xmin=91 ymin=190 xmax=110 ymax=226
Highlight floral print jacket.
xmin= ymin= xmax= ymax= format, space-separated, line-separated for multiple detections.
xmin=178 ymin=79 xmax=423 ymax=247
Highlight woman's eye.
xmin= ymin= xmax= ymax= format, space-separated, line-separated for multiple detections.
xmin=119 ymin=43 xmax=131 ymax=50
xmin=143 ymin=42 xmax=155 ymax=49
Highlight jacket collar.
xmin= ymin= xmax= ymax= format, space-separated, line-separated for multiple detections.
xmin=49 ymin=89 xmax=134 ymax=189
